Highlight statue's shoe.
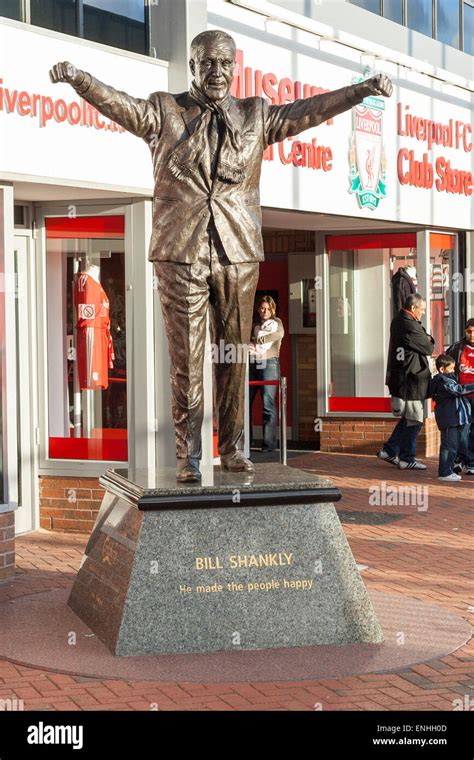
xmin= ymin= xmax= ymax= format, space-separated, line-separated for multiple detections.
xmin=176 ymin=457 xmax=202 ymax=482
xmin=220 ymin=451 xmax=254 ymax=473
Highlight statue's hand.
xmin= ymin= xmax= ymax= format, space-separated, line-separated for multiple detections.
xmin=364 ymin=74 xmax=393 ymax=98
xmin=49 ymin=61 xmax=83 ymax=86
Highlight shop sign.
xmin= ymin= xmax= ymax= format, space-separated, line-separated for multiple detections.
xmin=0 ymin=20 xmax=167 ymax=191
xmin=216 ymin=22 xmax=473 ymax=229
xmin=397 ymin=103 xmax=472 ymax=196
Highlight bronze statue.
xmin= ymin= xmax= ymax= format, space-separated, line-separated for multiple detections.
xmin=50 ymin=30 xmax=392 ymax=483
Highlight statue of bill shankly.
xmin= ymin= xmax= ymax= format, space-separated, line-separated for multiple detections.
xmin=50 ymin=30 xmax=393 ymax=483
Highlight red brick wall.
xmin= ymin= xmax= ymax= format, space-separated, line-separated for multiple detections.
xmin=262 ymin=229 xmax=315 ymax=254
xmin=417 ymin=416 xmax=440 ymax=458
xmin=296 ymin=335 xmax=319 ymax=444
xmin=320 ymin=417 xmax=440 ymax=457
xmin=0 ymin=511 xmax=15 ymax=582
xmin=39 ymin=477 xmax=104 ymax=533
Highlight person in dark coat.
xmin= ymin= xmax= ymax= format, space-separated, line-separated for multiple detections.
xmin=430 ymin=354 xmax=474 ymax=481
xmin=378 ymin=293 xmax=434 ymax=469
xmin=447 ymin=318 xmax=474 ymax=474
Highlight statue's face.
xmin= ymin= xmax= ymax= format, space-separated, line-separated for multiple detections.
xmin=190 ymin=38 xmax=236 ymax=101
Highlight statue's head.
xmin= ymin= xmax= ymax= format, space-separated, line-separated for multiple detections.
xmin=189 ymin=30 xmax=236 ymax=102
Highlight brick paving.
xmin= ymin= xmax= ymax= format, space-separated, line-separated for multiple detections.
xmin=0 ymin=452 xmax=472 ymax=712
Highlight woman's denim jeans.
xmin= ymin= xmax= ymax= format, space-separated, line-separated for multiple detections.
xmin=249 ymin=357 xmax=280 ymax=450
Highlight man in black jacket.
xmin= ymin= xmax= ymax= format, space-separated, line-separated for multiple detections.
xmin=447 ymin=318 xmax=474 ymax=474
xmin=378 ymin=294 xmax=435 ymax=470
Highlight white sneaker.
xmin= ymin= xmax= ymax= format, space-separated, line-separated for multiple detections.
xmin=376 ymin=450 xmax=400 ymax=465
xmin=439 ymin=473 xmax=462 ymax=481
xmin=464 ymin=468 xmax=474 ymax=475
xmin=398 ymin=460 xmax=427 ymax=470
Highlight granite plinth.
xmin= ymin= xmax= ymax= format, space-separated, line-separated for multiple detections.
xmin=102 ymin=462 xmax=342 ymax=509
xmin=68 ymin=464 xmax=384 ymax=656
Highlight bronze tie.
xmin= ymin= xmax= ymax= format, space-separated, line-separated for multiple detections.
xmin=208 ymin=112 xmax=220 ymax=179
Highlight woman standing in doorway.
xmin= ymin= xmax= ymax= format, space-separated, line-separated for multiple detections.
xmin=249 ymin=296 xmax=285 ymax=451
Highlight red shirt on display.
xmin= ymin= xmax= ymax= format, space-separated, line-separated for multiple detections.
xmin=73 ymin=272 xmax=114 ymax=390
xmin=458 ymin=344 xmax=474 ymax=399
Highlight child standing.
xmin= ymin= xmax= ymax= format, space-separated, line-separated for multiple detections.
xmin=447 ymin=318 xmax=474 ymax=474
xmin=430 ymin=354 xmax=474 ymax=482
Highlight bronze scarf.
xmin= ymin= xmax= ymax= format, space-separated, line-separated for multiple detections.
xmin=168 ymin=81 xmax=245 ymax=185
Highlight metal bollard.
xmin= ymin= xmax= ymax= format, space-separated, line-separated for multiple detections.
xmin=279 ymin=376 xmax=287 ymax=466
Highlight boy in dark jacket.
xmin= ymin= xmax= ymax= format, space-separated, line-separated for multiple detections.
xmin=447 ymin=318 xmax=474 ymax=474
xmin=430 ymin=354 xmax=474 ymax=481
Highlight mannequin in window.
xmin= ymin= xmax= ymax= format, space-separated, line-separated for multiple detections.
xmin=84 ymin=261 xmax=100 ymax=282
xmin=74 ymin=260 xmax=115 ymax=391
xmin=391 ymin=265 xmax=417 ymax=317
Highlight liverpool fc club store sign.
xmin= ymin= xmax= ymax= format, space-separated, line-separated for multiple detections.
xmin=225 ymin=31 xmax=473 ymax=230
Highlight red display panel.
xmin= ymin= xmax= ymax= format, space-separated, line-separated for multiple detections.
xmin=49 ymin=430 xmax=127 ymax=461
xmin=328 ymin=397 xmax=392 ymax=413
xmin=327 ymin=233 xmax=416 ymax=250
xmin=46 ymin=215 xmax=125 ymax=239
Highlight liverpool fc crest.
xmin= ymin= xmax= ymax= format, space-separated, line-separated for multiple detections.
xmin=349 ymin=74 xmax=387 ymax=210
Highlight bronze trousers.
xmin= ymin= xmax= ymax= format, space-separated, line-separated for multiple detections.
xmin=154 ymin=226 xmax=259 ymax=460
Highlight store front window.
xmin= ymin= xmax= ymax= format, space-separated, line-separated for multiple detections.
xmin=328 ymin=249 xmax=356 ymax=400
xmin=327 ymin=233 xmax=419 ymax=413
xmin=429 ymin=233 xmax=455 ymax=353
xmin=326 ymin=232 xmax=457 ymax=414
xmin=45 ymin=215 xmax=127 ymax=461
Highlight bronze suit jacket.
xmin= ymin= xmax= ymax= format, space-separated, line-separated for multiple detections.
xmin=74 ymin=74 xmax=364 ymax=264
